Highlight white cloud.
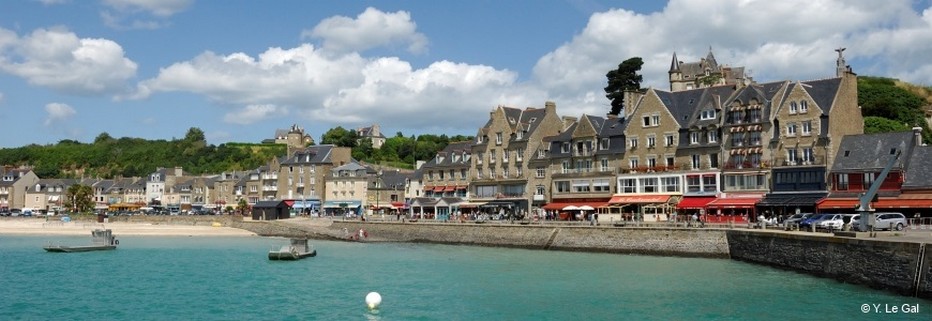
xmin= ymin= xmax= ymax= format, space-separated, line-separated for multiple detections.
xmin=132 ymin=2 xmax=932 ymax=136
xmin=530 ymin=0 xmax=932 ymax=115
xmin=0 ymin=92 xmax=4 ymax=103
xmin=0 ymin=27 xmax=137 ymax=95
xmin=223 ymin=104 xmax=288 ymax=125
xmin=102 ymin=0 xmax=191 ymax=17
xmin=36 ymin=0 xmax=69 ymax=5
xmin=302 ymin=7 xmax=428 ymax=54
xmin=44 ymin=102 xmax=76 ymax=126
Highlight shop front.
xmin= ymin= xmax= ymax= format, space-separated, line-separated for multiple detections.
xmin=705 ymin=194 xmax=761 ymax=223
xmin=608 ymin=195 xmax=680 ymax=222
xmin=322 ymin=200 xmax=362 ymax=217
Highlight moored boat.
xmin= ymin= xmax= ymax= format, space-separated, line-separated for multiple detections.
xmin=44 ymin=229 xmax=118 ymax=253
xmin=268 ymin=238 xmax=316 ymax=260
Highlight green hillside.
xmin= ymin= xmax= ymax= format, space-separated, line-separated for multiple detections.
xmin=858 ymin=76 xmax=932 ymax=143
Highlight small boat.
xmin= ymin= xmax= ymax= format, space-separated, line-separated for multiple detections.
xmin=268 ymin=238 xmax=316 ymax=260
xmin=44 ymin=229 xmax=118 ymax=253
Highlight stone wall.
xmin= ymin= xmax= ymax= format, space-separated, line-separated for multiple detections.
xmin=726 ymin=230 xmax=932 ymax=299
xmin=328 ymin=221 xmax=731 ymax=258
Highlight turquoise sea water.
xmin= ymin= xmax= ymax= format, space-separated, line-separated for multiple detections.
xmin=0 ymin=235 xmax=929 ymax=321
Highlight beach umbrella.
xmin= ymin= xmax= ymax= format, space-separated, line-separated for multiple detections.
xmin=578 ymin=205 xmax=595 ymax=211
xmin=562 ymin=205 xmax=579 ymax=211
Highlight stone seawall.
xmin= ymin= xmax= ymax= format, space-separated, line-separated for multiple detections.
xmin=726 ymin=230 xmax=932 ymax=299
xmin=327 ymin=221 xmax=730 ymax=258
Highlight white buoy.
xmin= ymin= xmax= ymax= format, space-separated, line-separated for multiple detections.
xmin=365 ymin=292 xmax=382 ymax=310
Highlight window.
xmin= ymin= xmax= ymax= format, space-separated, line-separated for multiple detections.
xmin=490 ymin=150 xmax=496 ymax=163
xmin=702 ymin=175 xmax=717 ymax=192
xmin=700 ymin=110 xmax=716 ymax=120
xmin=748 ymin=109 xmax=761 ymax=123
xmin=690 ymin=132 xmax=700 ymax=144
xmin=800 ymin=100 xmax=808 ymax=113
xmin=641 ymin=177 xmax=658 ymax=193
xmin=863 ymin=172 xmax=876 ymax=187
xmin=662 ymin=177 xmax=680 ymax=192
xmin=707 ymin=131 xmax=717 ymax=143
xmin=665 ymin=134 xmax=675 ymax=146
xmin=516 ymin=167 xmax=523 ymax=177
xmin=732 ymin=132 xmax=745 ymax=146
xmin=629 ymin=158 xmax=639 ymax=169
xmin=555 ymin=181 xmax=571 ymax=193
xmin=787 ymin=123 xmax=797 ymax=136
xmin=709 ymin=153 xmax=719 ymax=169
xmin=496 ymin=132 xmax=503 ymax=145
xmin=802 ymin=148 xmax=814 ymax=163
xmin=789 ymin=101 xmax=798 ymax=114
xmin=749 ymin=131 xmax=761 ymax=146
xmin=460 ymin=169 xmax=467 ymax=179
xmin=538 ymin=149 xmax=546 ymax=158
xmin=666 ymin=156 xmax=675 ymax=167
xmin=572 ymin=180 xmax=590 ymax=193
xmin=517 ymin=130 xmax=524 ymax=140
xmin=652 ymin=115 xmax=660 ymax=126
xmin=647 ymin=135 xmax=656 ymax=148
xmin=477 ymin=168 xmax=483 ymax=179
xmin=620 ymin=179 xmax=637 ymax=193
xmin=477 ymin=135 xmax=483 ymax=144
xmin=600 ymin=138 xmax=609 ymax=150
xmin=536 ymin=167 xmax=545 ymax=178
xmin=629 ymin=137 xmax=638 ymax=149
xmin=836 ymin=173 xmax=849 ymax=190
xmin=691 ymin=154 xmax=701 ymax=169
xmin=593 ymin=179 xmax=611 ymax=192
xmin=802 ymin=121 xmax=812 ymax=136
xmin=686 ymin=175 xmax=701 ymax=193
xmin=561 ymin=142 xmax=570 ymax=153
xmin=787 ymin=149 xmax=798 ymax=164
xmin=503 ymin=168 xmax=509 ymax=178
xmin=647 ymin=157 xmax=657 ymax=168
xmin=600 ymin=158 xmax=609 ymax=172
xmin=536 ymin=185 xmax=545 ymax=196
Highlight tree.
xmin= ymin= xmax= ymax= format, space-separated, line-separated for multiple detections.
xmin=63 ymin=184 xmax=94 ymax=213
xmin=320 ymin=127 xmax=359 ymax=148
xmin=604 ymin=57 xmax=644 ymax=115
xmin=237 ymin=198 xmax=249 ymax=216
xmin=864 ymin=116 xmax=910 ymax=134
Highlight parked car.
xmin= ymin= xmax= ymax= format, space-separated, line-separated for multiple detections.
xmin=799 ymin=214 xmax=827 ymax=229
xmin=816 ymin=214 xmax=858 ymax=231
xmin=784 ymin=213 xmax=814 ymax=228
xmin=852 ymin=212 xmax=907 ymax=231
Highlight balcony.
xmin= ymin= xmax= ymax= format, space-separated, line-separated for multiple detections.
xmin=620 ymin=165 xmax=679 ymax=174
xmin=773 ymin=156 xmax=825 ymax=167
xmin=573 ymin=150 xmax=593 ymax=157
xmin=722 ymin=161 xmax=768 ymax=170
xmin=296 ymin=183 xmax=304 ymax=187
xmin=262 ymin=186 xmax=278 ymax=192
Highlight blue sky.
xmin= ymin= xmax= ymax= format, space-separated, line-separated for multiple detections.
xmin=1 ymin=0 xmax=931 ymax=147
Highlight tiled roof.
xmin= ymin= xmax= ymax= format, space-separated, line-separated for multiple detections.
xmin=832 ymin=131 xmax=916 ymax=172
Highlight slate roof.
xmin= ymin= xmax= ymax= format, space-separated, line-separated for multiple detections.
xmin=801 ymin=78 xmax=842 ymax=114
xmin=421 ymin=141 xmax=473 ymax=169
xmin=903 ymin=145 xmax=932 ymax=189
xmin=280 ymin=145 xmax=336 ymax=165
xmin=831 ymin=131 xmax=916 ymax=172
xmin=379 ymin=170 xmax=409 ymax=189
xmin=0 ymin=169 xmax=32 ymax=186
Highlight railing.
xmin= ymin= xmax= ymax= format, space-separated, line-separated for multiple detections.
xmin=619 ymin=165 xmax=680 ymax=173
xmin=773 ymin=156 xmax=825 ymax=167
xmin=722 ymin=161 xmax=768 ymax=170
xmin=262 ymin=186 xmax=278 ymax=192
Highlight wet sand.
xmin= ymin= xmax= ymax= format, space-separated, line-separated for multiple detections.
xmin=0 ymin=218 xmax=257 ymax=237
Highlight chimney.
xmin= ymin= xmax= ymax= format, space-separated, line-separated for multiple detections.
xmin=623 ymin=89 xmax=644 ymax=119
xmin=561 ymin=116 xmax=578 ymax=129
xmin=174 ymin=167 xmax=183 ymax=177
xmin=545 ymin=101 xmax=556 ymax=114
xmin=913 ymin=127 xmax=923 ymax=146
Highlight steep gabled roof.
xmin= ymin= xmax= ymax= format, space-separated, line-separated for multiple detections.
xmin=903 ymin=145 xmax=932 ymax=189
xmin=801 ymin=77 xmax=843 ymax=114
xmin=832 ymin=131 xmax=916 ymax=172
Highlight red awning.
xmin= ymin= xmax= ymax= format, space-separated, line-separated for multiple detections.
xmin=433 ymin=186 xmax=445 ymax=192
xmin=456 ymin=185 xmax=467 ymax=190
xmin=283 ymin=200 xmax=295 ymax=207
xmin=443 ymin=186 xmax=456 ymax=192
xmin=390 ymin=201 xmax=407 ymax=209
xmin=542 ymin=202 xmax=609 ymax=210
xmin=609 ymin=195 xmax=671 ymax=205
xmin=707 ymin=197 xmax=761 ymax=209
xmin=818 ymin=198 xmax=932 ymax=210
xmin=676 ymin=196 xmax=716 ymax=210
xmin=816 ymin=198 xmax=857 ymax=210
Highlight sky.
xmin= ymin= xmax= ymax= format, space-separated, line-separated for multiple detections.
xmin=1 ymin=0 xmax=931 ymax=147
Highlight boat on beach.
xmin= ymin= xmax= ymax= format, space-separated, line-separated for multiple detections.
xmin=44 ymin=229 xmax=118 ymax=253
xmin=268 ymin=238 xmax=316 ymax=260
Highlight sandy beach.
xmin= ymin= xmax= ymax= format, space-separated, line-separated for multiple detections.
xmin=0 ymin=218 xmax=258 ymax=237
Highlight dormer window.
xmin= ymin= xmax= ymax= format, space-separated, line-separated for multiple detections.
xmin=477 ymin=135 xmax=484 ymax=144
xmin=508 ymin=117 xmax=516 ymax=124
xmin=700 ymin=110 xmax=716 ymax=120
xmin=529 ymin=117 xmax=537 ymax=123
xmin=561 ymin=142 xmax=570 ymax=153
xmin=496 ymin=132 xmax=503 ymax=145
xmin=517 ymin=130 xmax=524 ymax=140
xmin=600 ymin=138 xmax=609 ymax=150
